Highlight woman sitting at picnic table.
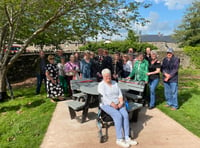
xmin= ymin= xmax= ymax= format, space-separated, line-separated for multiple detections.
xmin=98 ymin=68 xmax=138 ymax=148
xmin=45 ymin=55 xmax=64 ymax=102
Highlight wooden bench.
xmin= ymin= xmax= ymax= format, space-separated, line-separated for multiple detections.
xmin=66 ymin=100 xmax=88 ymax=123
xmin=127 ymin=102 xmax=143 ymax=122
xmin=118 ymin=79 xmax=145 ymax=105
xmin=67 ymin=78 xmax=97 ymax=123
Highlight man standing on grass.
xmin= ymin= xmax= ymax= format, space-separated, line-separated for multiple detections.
xmin=34 ymin=51 xmax=47 ymax=95
xmin=161 ymin=48 xmax=180 ymax=110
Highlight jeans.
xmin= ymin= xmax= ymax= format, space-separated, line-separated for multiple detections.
xmin=100 ymin=105 xmax=130 ymax=140
xmin=149 ymin=78 xmax=159 ymax=107
xmin=36 ymin=73 xmax=46 ymax=94
xmin=163 ymin=82 xmax=178 ymax=109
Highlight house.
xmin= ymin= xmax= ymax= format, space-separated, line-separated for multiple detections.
xmin=140 ymin=34 xmax=181 ymax=51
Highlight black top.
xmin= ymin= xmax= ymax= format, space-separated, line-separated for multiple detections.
xmin=112 ymin=59 xmax=123 ymax=76
xmin=149 ymin=60 xmax=161 ymax=80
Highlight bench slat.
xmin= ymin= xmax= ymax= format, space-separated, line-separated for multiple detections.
xmin=125 ymin=93 xmax=142 ymax=100
xmin=127 ymin=102 xmax=143 ymax=112
xmin=67 ymin=101 xmax=85 ymax=111
xmin=72 ymin=92 xmax=87 ymax=98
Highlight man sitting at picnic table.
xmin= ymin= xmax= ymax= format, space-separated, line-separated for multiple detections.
xmin=98 ymin=68 xmax=138 ymax=148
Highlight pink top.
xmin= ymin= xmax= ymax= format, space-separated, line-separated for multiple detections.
xmin=64 ymin=61 xmax=79 ymax=73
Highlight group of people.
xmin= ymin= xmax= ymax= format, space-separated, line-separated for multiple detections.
xmin=34 ymin=47 xmax=180 ymax=109
xmin=34 ymin=47 xmax=180 ymax=147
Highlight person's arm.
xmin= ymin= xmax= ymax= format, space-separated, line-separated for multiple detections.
xmin=98 ymin=83 xmax=118 ymax=109
xmin=147 ymin=61 xmax=161 ymax=76
xmin=168 ymin=58 xmax=180 ymax=78
xmin=127 ymin=60 xmax=138 ymax=79
xmin=45 ymin=71 xmax=56 ymax=84
xmin=143 ymin=60 xmax=149 ymax=83
xmin=116 ymin=84 xmax=124 ymax=108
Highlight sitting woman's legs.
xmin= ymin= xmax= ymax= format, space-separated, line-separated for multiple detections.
xmin=119 ymin=106 xmax=129 ymax=140
xmin=101 ymin=105 xmax=123 ymax=140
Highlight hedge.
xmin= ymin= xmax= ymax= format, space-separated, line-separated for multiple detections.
xmin=79 ymin=40 xmax=157 ymax=53
xmin=184 ymin=46 xmax=200 ymax=68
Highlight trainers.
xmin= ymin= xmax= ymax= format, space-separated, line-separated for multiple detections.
xmin=116 ymin=139 xmax=130 ymax=148
xmin=125 ymin=138 xmax=138 ymax=146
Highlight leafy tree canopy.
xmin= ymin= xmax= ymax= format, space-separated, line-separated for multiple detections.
xmin=0 ymin=0 xmax=151 ymax=100
xmin=173 ymin=1 xmax=200 ymax=47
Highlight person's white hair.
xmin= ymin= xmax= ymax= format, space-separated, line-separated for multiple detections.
xmin=101 ymin=68 xmax=111 ymax=76
xmin=151 ymin=50 xmax=158 ymax=56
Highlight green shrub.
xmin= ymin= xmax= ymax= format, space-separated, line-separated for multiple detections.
xmin=183 ymin=46 xmax=200 ymax=68
xmin=80 ymin=41 xmax=157 ymax=53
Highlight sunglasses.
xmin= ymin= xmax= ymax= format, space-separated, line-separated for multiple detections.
xmin=49 ymin=58 xmax=54 ymax=60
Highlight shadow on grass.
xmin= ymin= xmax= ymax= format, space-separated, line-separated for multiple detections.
xmin=24 ymin=99 xmax=46 ymax=108
xmin=0 ymin=99 xmax=46 ymax=113
xmin=0 ymin=105 xmax=21 ymax=113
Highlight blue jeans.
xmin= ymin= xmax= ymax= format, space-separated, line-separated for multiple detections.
xmin=163 ymin=82 xmax=178 ymax=109
xmin=100 ymin=105 xmax=129 ymax=140
xmin=36 ymin=73 xmax=46 ymax=94
xmin=149 ymin=78 xmax=159 ymax=108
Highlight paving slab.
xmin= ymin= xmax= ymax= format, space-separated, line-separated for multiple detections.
xmin=40 ymin=100 xmax=200 ymax=148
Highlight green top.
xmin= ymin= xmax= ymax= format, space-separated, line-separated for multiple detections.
xmin=128 ymin=59 xmax=149 ymax=82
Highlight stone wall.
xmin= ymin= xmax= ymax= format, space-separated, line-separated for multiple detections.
xmin=8 ymin=54 xmax=39 ymax=83
xmin=156 ymin=51 xmax=191 ymax=69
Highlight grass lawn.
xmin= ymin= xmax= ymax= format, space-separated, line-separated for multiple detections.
xmin=0 ymin=86 xmax=56 ymax=148
xmin=0 ymin=69 xmax=199 ymax=147
xmin=156 ymin=68 xmax=200 ymax=137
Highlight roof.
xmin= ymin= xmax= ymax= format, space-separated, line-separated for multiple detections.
xmin=141 ymin=35 xmax=176 ymax=43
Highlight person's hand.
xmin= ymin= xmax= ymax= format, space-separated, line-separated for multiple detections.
xmin=117 ymin=102 xmax=123 ymax=109
xmin=164 ymin=73 xmax=170 ymax=78
xmin=126 ymin=77 xmax=131 ymax=79
xmin=97 ymin=72 xmax=102 ymax=77
xmin=146 ymin=72 xmax=151 ymax=76
xmin=164 ymin=73 xmax=170 ymax=82
xmin=79 ymin=74 xmax=82 ymax=79
xmin=51 ymin=79 xmax=56 ymax=84
xmin=164 ymin=77 xmax=169 ymax=82
xmin=111 ymin=102 xmax=119 ymax=109
xmin=145 ymin=81 xmax=148 ymax=84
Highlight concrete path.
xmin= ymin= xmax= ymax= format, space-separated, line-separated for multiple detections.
xmin=40 ymin=100 xmax=200 ymax=148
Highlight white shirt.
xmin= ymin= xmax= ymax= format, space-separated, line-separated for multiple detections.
xmin=123 ymin=60 xmax=133 ymax=72
xmin=98 ymin=80 xmax=123 ymax=106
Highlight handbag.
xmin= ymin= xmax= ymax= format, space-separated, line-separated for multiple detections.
xmin=66 ymin=71 xmax=74 ymax=76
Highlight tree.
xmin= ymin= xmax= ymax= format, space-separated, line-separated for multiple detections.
xmin=126 ymin=30 xmax=139 ymax=42
xmin=0 ymin=0 xmax=150 ymax=100
xmin=173 ymin=1 xmax=200 ymax=47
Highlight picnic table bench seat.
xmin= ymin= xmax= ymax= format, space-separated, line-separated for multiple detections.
xmin=125 ymin=92 xmax=143 ymax=100
xmin=66 ymin=100 xmax=88 ymax=123
xmin=67 ymin=78 xmax=97 ymax=123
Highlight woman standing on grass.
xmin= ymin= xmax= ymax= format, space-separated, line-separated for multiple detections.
xmin=45 ymin=55 xmax=64 ymax=102
xmin=146 ymin=50 xmax=161 ymax=109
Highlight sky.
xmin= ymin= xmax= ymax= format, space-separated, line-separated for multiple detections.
xmin=92 ymin=0 xmax=197 ymax=41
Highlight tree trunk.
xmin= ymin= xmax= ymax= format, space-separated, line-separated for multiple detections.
xmin=0 ymin=67 xmax=8 ymax=101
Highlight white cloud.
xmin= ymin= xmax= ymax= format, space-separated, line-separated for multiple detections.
xmin=152 ymin=0 xmax=196 ymax=10
xmin=134 ymin=11 xmax=176 ymax=35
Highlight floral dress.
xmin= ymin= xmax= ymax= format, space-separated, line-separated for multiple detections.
xmin=46 ymin=63 xmax=64 ymax=98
